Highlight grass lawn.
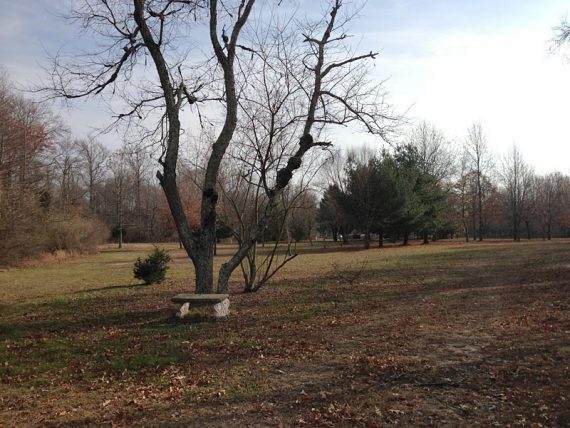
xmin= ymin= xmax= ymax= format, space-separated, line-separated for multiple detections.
xmin=1 ymin=239 xmax=569 ymax=426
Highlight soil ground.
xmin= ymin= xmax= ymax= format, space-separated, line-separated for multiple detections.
xmin=1 ymin=240 xmax=569 ymax=427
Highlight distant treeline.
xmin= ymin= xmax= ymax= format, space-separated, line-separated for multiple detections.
xmin=317 ymin=123 xmax=570 ymax=245
xmin=2 ymin=72 xmax=569 ymax=265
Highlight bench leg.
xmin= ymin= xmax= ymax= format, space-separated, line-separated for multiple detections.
xmin=172 ymin=300 xmax=230 ymax=319
xmin=173 ymin=302 xmax=190 ymax=319
xmin=212 ymin=298 xmax=230 ymax=318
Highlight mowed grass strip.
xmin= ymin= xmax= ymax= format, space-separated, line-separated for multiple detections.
xmin=0 ymin=240 xmax=569 ymax=426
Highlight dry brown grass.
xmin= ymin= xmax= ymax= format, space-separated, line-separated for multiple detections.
xmin=1 ymin=239 xmax=569 ymax=426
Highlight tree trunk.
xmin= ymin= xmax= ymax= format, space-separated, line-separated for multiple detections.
xmin=243 ymin=244 xmax=257 ymax=293
xmin=364 ymin=228 xmax=370 ymax=249
xmin=471 ymin=210 xmax=477 ymax=242
xmin=117 ymin=191 xmax=123 ymax=249
xmin=422 ymin=230 xmax=429 ymax=245
xmin=403 ymin=230 xmax=409 ymax=245
xmin=194 ymin=239 xmax=215 ymax=294
xmin=378 ymin=228 xmax=384 ymax=247
xmin=477 ymin=173 xmax=484 ymax=241
xmin=513 ymin=217 xmax=520 ymax=241
xmin=525 ymin=220 xmax=531 ymax=240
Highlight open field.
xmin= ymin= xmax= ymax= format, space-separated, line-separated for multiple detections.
xmin=1 ymin=240 xmax=569 ymax=426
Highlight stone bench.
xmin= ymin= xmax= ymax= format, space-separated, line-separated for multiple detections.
xmin=171 ymin=293 xmax=230 ymax=319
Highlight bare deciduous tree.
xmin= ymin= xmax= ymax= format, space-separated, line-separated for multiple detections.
xmin=76 ymin=137 xmax=109 ymax=213
xmin=465 ymin=122 xmax=493 ymax=241
xmin=453 ymin=151 xmax=472 ymax=241
xmin=551 ymin=18 xmax=570 ymax=57
xmin=44 ymin=0 xmax=397 ymax=293
xmin=408 ymin=121 xmax=455 ymax=184
xmin=107 ymin=149 xmax=130 ymax=249
xmin=536 ymin=172 xmax=568 ymax=240
xmin=500 ymin=144 xmax=533 ymax=241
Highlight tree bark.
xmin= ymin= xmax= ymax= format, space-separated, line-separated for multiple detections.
xmin=547 ymin=222 xmax=552 ymax=240
xmin=477 ymin=173 xmax=483 ymax=242
xmin=194 ymin=237 xmax=215 ymax=294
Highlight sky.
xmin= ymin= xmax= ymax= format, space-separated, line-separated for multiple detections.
xmin=1 ymin=0 xmax=569 ymax=174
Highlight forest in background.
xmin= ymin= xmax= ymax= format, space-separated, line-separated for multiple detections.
xmin=1 ymin=70 xmax=569 ymax=266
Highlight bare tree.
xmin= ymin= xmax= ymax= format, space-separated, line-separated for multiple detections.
xmin=76 ymin=137 xmax=109 ymax=213
xmin=1 ymin=71 xmax=106 ymax=264
xmin=44 ymin=0 xmax=254 ymax=292
xmin=51 ymin=137 xmax=83 ymax=217
xmin=123 ymin=141 xmax=152 ymax=240
xmin=453 ymin=151 xmax=472 ymax=241
xmin=465 ymin=122 xmax=493 ymax=241
xmin=500 ymin=144 xmax=533 ymax=241
xmin=44 ymin=0 xmax=397 ymax=293
xmin=520 ymin=172 xmax=538 ymax=240
xmin=214 ymin=0 xmax=398 ymax=290
xmin=107 ymin=149 xmax=130 ymax=248
xmin=536 ymin=172 xmax=568 ymax=240
xmin=408 ymin=121 xmax=455 ymax=184
xmin=551 ymin=18 xmax=570 ymax=57
xmin=0 ymin=73 xmax=54 ymax=263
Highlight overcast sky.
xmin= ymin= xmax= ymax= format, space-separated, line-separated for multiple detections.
xmin=1 ymin=0 xmax=569 ymax=174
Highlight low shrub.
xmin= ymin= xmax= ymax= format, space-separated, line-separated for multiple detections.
xmin=46 ymin=217 xmax=109 ymax=254
xmin=0 ymin=200 xmax=109 ymax=266
xmin=133 ymin=247 xmax=172 ymax=285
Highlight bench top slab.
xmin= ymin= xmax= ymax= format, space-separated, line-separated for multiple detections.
xmin=171 ymin=293 xmax=229 ymax=304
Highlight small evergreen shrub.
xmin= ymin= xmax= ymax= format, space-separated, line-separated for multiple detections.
xmin=133 ymin=247 xmax=171 ymax=285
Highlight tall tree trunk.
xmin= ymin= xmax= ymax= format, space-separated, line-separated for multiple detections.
xmin=471 ymin=208 xmax=477 ymax=242
xmin=194 ymin=245 xmax=214 ymax=294
xmin=478 ymin=203 xmax=483 ymax=240
xmin=422 ymin=230 xmax=429 ymax=244
xmin=243 ymin=246 xmax=257 ymax=293
xmin=525 ymin=220 xmax=531 ymax=240
xmin=378 ymin=228 xmax=384 ymax=247
xmin=477 ymin=173 xmax=484 ymax=241
xmin=364 ymin=228 xmax=370 ymax=249
xmin=117 ymin=190 xmax=123 ymax=249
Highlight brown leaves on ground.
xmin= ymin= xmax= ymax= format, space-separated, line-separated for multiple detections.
xmin=1 ymin=240 xmax=569 ymax=426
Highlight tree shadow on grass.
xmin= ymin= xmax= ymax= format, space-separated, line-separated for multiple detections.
xmin=0 ymin=289 xmax=227 ymax=341
xmin=73 ymin=282 xmax=148 ymax=294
